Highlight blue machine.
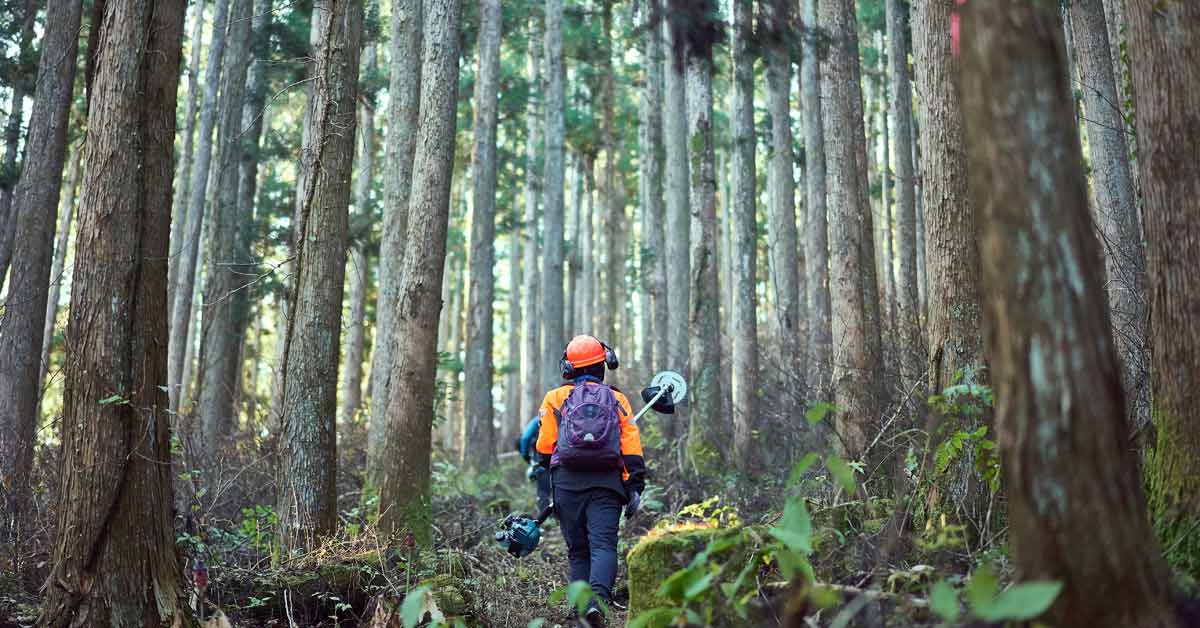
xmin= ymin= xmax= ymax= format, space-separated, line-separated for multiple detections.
xmin=495 ymin=504 xmax=554 ymax=558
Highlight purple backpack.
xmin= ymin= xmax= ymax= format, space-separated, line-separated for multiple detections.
xmin=551 ymin=383 xmax=624 ymax=471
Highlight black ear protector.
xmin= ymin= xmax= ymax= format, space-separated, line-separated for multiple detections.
xmin=559 ymin=336 xmax=620 ymax=379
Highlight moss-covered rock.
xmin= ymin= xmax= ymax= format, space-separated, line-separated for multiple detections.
xmin=626 ymin=524 xmax=765 ymax=626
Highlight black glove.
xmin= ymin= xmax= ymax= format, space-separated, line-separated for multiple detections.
xmin=625 ymin=491 xmax=642 ymax=518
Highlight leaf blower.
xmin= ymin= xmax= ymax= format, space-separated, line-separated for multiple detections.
xmin=495 ymin=503 xmax=555 ymax=558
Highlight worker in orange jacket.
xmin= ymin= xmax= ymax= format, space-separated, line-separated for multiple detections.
xmin=536 ymin=335 xmax=645 ymax=625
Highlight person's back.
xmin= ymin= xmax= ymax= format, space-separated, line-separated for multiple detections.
xmin=535 ymin=335 xmax=645 ymax=625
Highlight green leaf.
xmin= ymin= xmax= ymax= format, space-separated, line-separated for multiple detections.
xmin=825 ymin=455 xmax=858 ymax=494
xmin=769 ymin=498 xmax=813 ymax=554
xmin=930 ymin=580 xmax=960 ymax=622
xmin=99 ymin=394 xmax=124 ymax=405
xmin=774 ymin=549 xmax=814 ymax=582
xmin=627 ymin=607 xmax=682 ymax=628
xmin=805 ymin=402 xmax=835 ymax=425
xmin=659 ymin=565 xmax=706 ymax=604
xmin=787 ymin=453 xmax=819 ymax=488
xmin=974 ymin=581 xmax=1062 ymax=622
xmin=400 ymin=586 xmax=435 ymax=628
xmin=526 ymin=619 xmax=547 ymax=628
xmin=565 ymin=580 xmax=595 ymax=615
xmin=683 ymin=570 xmax=716 ymax=602
xmin=964 ymin=565 xmax=998 ymax=616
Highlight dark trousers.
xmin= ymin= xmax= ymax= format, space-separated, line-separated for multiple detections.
xmin=554 ymin=486 xmax=622 ymax=602
xmin=536 ymin=470 xmax=552 ymax=514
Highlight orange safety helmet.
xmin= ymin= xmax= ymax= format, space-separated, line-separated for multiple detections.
xmin=560 ymin=335 xmax=620 ymax=378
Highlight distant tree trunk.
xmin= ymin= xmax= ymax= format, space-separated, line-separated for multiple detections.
xmin=730 ymin=0 xmax=758 ymax=469
xmin=578 ymin=158 xmax=595 ymax=332
xmin=506 ymin=220 xmax=523 ymax=436
xmin=341 ymin=30 xmax=378 ymax=426
xmin=682 ymin=6 xmax=728 ymax=468
xmin=377 ymin=0 xmax=460 ymax=538
xmin=821 ymin=0 xmax=880 ymax=459
xmin=875 ymin=33 xmax=895 ymax=330
xmin=912 ymin=117 xmax=926 ymax=314
xmin=443 ymin=251 xmax=465 ymax=451
xmin=639 ymin=0 xmax=667 ymax=375
xmin=567 ymin=155 xmax=580 ymax=331
xmin=912 ymin=0 xmax=989 ymax=532
xmin=35 ymin=1 xmax=191 ymax=625
xmin=170 ymin=0 xmax=231 ymax=413
xmin=764 ymin=0 xmax=803 ymax=398
xmin=463 ymin=0 xmax=500 ymax=470
xmin=963 ymin=6 xmax=1179 ymax=625
xmin=196 ymin=0 xmax=253 ymax=445
xmin=801 ymin=0 xmax=831 ymax=397
xmin=169 ymin=0 xmax=208 ymax=318
xmin=367 ymin=0 xmax=422 ymax=481
xmin=236 ymin=0 xmax=273 ymax=265
xmin=520 ymin=30 xmax=542 ymax=426
xmin=276 ymin=0 xmax=363 ymax=551
xmin=0 ymin=0 xmax=83 ymax=554
xmin=0 ymin=0 xmax=38 ymax=290
xmin=887 ymin=0 xmax=923 ymax=387
xmin=39 ymin=144 xmax=82 ymax=397
xmin=1127 ymin=0 xmax=1200 ymax=579
xmin=1066 ymin=0 xmax=1147 ymax=430
xmin=541 ymin=0 xmax=566 ymax=390
xmin=663 ymin=14 xmax=690 ymax=446
xmin=600 ymin=0 xmax=623 ymax=347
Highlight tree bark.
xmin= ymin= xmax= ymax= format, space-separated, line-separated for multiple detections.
xmin=1126 ymin=0 xmax=1200 ymax=579
xmin=912 ymin=0 xmax=989 ymax=532
xmin=377 ymin=0 xmax=461 ymax=538
xmin=730 ymin=0 xmax=759 ymax=469
xmin=366 ymin=0 xmax=422 ymax=481
xmin=0 ymin=0 xmax=39 ymax=290
xmin=663 ymin=13 xmax=690 ymax=445
xmin=541 ymin=0 xmax=566 ymax=390
xmin=506 ymin=212 xmax=523 ymax=438
xmin=463 ymin=0 xmax=500 ymax=470
xmin=39 ymin=143 xmax=83 ymax=396
xmin=875 ymin=32 xmax=895 ymax=332
xmin=169 ymin=0 xmax=230 ymax=414
xmin=520 ymin=29 xmax=542 ymax=428
xmin=600 ymin=1 xmax=623 ymax=347
xmin=820 ymin=0 xmax=880 ymax=459
xmin=680 ymin=5 xmax=727 ymax=469
xmin=0 ymin=0 xmax=83 ymax=554
xmin=801 ymin=0 xmax=831 ymax=397
xmin=1066 ymin=0 xmax=1147 ymax=431
xmin=196 ymin=0 xmax=253 ymax=446
xmin=639 ymin=0 xmax=667 ymax=375
xmin=962 ymin=5 xmax=1179 ymax=625
xmin=169 ymin=0 xmax=208 ymax=318
xmin=35 ymin=1 xmax=191 ymax=625
xmin=276 ymin=0 xmax=363 ymax=551
xmin=887 ymin=0 xmax=924 ymax=387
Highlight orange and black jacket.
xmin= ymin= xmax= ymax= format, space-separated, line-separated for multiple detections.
xmin=535 ymin=377 xmax=646 ymax=500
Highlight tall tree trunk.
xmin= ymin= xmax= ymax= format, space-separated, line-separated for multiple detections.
xmin=169 ymin=0 xmax=207 ymax=318
xmin=663 ymin=14 xmax=691 ymax=448
xmin=764 ymin=0 xmax=803 ymax=401
xmin=1066 ymin=0 xmax=1147 ymax=430
xmin=0 ymin=0 xmax=83 ymax=554
xmin=0 ymin=0 xmax=39 ymax=290
xmin=377 ymin=0 xmax=460 ymax=538
xmin=912 ymin=118 xmax=926 ymax=316
xmin=276 ymin=0 xmax=363 ymax=551
xmin=821 ymin=0 xmax=880 ymax=459
xmin=169 ymin=0 xmax=230 ymax=413
xmin=875 ymin=33 xmax=895 ymax=331
xmin=39 ymin=143 xmax=82 ymax=397
xmin=963 ymin=5 xmax=1179 ymax=625
xmin=520 ymin=30 xmax=542 ymax=428
xmin=506 ymin=216 xmax=523 ymax=437
xmin=887 ymin=0 xmax=923 ymax=387
xmin=541 ymin=0 xmax=566 ymax=390
xmin=463 ymin=0 xmax=500 ymax=470
xmin=912 ymin=0 xmax=989 ymax=533
xmin=579 ymin=158 xmax=595 ymax=332
xmin=1127 ymin=0 xmax=1200 ymax=579
xmin=600 ymin=0 xmax=622 ymax=346
xmin=196 ymin=0 xmax=253 ymax=446
xmin=640 ymin=0 xmax=667 ymax=374
xmin=801 ymin=0 xmax=831 ymax=397
xmin=681 ymin=5 xmax=727 ymax=469
xmin=36 ymin=1 xmax=191 ymax=624
xmin=366 ymin=0 xmax=422 ymax=481
xmin=340 ymin=29 xmax=378 ymax=426
xmin=567 ymin=155 xmax=581 ymax=331
xmin=730 ymin=0 xmax=758 ymax=470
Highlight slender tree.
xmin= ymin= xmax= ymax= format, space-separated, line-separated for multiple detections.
xmin=801 ymin=0 xmax=831 ymax=395
xmin=378 ymin=0 xmax=461 ymax=537
xmin=35 ymin=1 xmax=191 ymax=624
xmin=730 ymin=0 xmax=759 ymax=467
xmin=963 ymin=5 xmax=1179 ymax=625
xmin=367 ymin=0 xmax=422 ymax=480
xmin=169 ymin=0 xmax=231 ymax=413
xmin=196 ymin=0 xmax=253 ymax=445
xmin=463 ymin=0 xmax=501 ymax=469
xmin=1127 ymin=0 xmax=1200 ymax=578
xmin=541 ymin=0 xmax=566 ymax=389
xmin=169 ymin=0 xmax=208 ymax=318
xmin=520 ymin=27 xmax=543 ymax=427
xmin=1066 ymin=0 xmax=1146 ymax=428
xmin=39 ymin=144 xmax=83 ymax=395
xmin=0 ymin=0 xmax=83 ymax=553
xmin=640 ymin=0 xmax=667 ymax=375
xmin=506 ymin=212 xmax=523 ymax=435
xmin=600 ymin=0 xmax=623 ymax=346
xmin=276 ymin=0 xmax=363 ymax=550
xmin=0 ymin=0 xmax=39 ymax=288
xmin=663 ymin=11 xmax=690 ymax=446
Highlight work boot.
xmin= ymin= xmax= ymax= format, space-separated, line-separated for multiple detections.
xmin=582 ymin=599 xmax=606 ymax=628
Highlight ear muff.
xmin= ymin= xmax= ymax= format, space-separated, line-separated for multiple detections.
xmin=560 ymin=350 xmax=576 ymax=379
xmin=600 ymin=341 xmax=619 ymax=370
